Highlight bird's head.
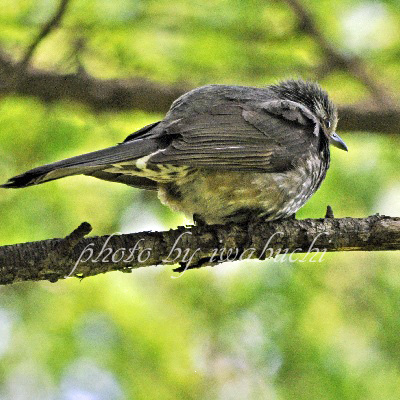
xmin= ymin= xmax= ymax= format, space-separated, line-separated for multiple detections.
xmin=270 ymin=79 xmax=347 ymax=151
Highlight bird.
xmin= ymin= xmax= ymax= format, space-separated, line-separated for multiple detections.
xmin=1 ymin=79 xmax=347 ymax=225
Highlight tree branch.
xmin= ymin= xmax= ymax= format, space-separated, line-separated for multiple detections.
xmin=19 ymin=0 xmax=71 ymax=69
xmin=0 ymin=50 xmax=187 ymax=114
xmin=282 ymin=0 xmax=396 ymax=108
xmin=0 ymin=51 xmax=399 ymax=134
xmin=0 ymin=214 xmax=398 ymax=285
xmin=338 ymin=106 xmax=400 ymax=134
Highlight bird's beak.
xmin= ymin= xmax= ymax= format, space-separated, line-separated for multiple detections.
xmin=330 ymin=132 xmax=348 ymax=151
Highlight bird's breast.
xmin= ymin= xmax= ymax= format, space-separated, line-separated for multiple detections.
xmin=157 ymin=151 xmax=328 ymax=224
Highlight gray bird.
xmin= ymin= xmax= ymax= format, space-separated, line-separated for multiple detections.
xmin=1 ymin=79 xmax=347 ymax=224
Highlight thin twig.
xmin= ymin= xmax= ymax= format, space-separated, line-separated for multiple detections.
xmin=282 ymin=0 xmax=396 ymax=108
xmin=19 ymin=0 xmax=71 ymax=69
xmin=40 ymin=222 xmax=92 ymax=279
xmin=325 ymin=205 xmax=334 ymax=219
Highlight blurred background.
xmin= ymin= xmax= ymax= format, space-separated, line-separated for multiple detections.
xmin=0 ymin=0 xmax=399 ymax=399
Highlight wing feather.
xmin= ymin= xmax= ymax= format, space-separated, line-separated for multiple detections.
xmin=149 ymin=102 xmax=319 ymax=172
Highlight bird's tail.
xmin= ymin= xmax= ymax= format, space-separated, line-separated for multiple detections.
xmin=1 ymin=138 xmax=160 ymax=189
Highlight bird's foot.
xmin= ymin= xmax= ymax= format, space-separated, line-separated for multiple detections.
xmin=193 ymin=213 xmax=207 ymax=227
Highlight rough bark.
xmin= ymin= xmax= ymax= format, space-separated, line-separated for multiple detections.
xmin=0 ymin=215 xmax=398 ymax=285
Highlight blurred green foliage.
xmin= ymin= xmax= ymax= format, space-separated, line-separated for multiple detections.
xmin=0 ymin=0 xmax=399 ymax=399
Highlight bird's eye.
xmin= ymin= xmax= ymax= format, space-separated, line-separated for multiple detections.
xmin=326 ymin=120 xmax=331 ymax=129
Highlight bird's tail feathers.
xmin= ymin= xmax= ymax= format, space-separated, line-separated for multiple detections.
xmin=1 ymin=139 xmax=159 ymax=189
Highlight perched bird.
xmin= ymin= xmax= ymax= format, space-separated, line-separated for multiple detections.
xmin=1 ymin=79 xmax=347 ymax=224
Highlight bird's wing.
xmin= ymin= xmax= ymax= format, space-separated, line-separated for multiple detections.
xmin=148 ymin=100 xmax=321 ymax=172
xmin=2 ymin=95 xmax=322 ymax=189
xmin=122 ymin=121 xmax=161 ymax=143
